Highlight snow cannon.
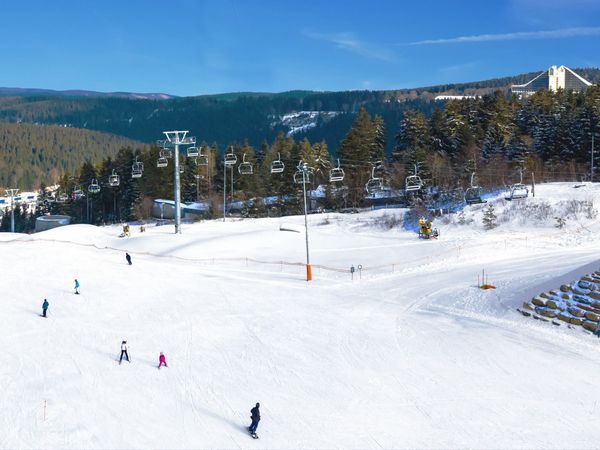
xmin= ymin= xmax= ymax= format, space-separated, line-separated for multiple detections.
xmin=418 ymin=217 xmax=439 ymax=240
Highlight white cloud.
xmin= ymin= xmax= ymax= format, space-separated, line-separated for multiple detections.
xmin=408 ymin=26 xmax=600 ymax=45
xmin=304 ymin=31 xmax=395 ymax=62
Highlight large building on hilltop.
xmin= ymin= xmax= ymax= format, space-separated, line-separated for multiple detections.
xmin=511 ymin=65 xmax=593 ymax=96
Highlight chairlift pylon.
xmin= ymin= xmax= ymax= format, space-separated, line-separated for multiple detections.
xmin=238 ymin=153 xmax=253 ymax=175
xmin=270 ymin=152 xmax=285 ymax=174
xmin=329 ymin=159 xmax=345 ymax=182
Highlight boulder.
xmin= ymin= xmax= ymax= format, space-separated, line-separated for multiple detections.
xmin=522 ymin=302 xmax=534 ymax=311
xmin=583 ymin=321 xmax=598 ymax=332
xmin=532 ymin=297 xmax=546 ymax=307
xmin=546 ymin=299 xmax=559 ymax=309
xmin=549 ymin=289 xmax=560 ymax=296
xmin=517 ymin=308 xmax=531 ymax=317
xmin=573 ymin=295 xmax=591 ymax=305
xmin=573 ymin=288 xmax=588 ymax=296
xmin=568 ymin=307 xmax=585 ymax=317
xmin=536 ymin=307 xmax=557 ymax=318
xmin=570 ymin=317 xmax=584 ymax=326
xmin=585 ymin=312 xmax=600 ymax=322
xmin=560 ymin=284 xmax=572 ymax=292
xmin=589 ymin=292 xmax=600 ymax=301
xmin=540 ymin=292 xmax=552 ymax=299
xmin=557 ymin=312 xmax=572 ymax=323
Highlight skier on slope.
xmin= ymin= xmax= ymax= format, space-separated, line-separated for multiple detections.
xmin=42 ymin=299 xmax=49 ymax=317
xmin=248 ymin=402 xmax=260 ymax=436
xmin=125 ymin=253 xmax=132 ymax=265
xmin=74 ymin=279 xmax=80 ymax=295
xmin=158 ymin=352 xmax=168 ymax=369
xmin=119 ymin=340 xmax=130 ymax=364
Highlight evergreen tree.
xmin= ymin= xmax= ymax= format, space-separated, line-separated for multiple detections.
xmin=482 ymin=204 xmax=497 ymax=230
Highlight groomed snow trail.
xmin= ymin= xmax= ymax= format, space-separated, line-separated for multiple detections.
xmin=2 ymin=182 xmax=600 ymax=449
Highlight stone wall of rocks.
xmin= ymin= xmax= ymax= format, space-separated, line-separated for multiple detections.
xmin=517 ymin=271 xmax=600 ymax=334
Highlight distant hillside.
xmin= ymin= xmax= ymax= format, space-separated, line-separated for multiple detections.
xmin=0 ymin=123 xmax=145 ymax=189
xmin=0 ymin=67 xmax=597 ymax=163
xmin=0 ymin=87 xmax=174 ymax=100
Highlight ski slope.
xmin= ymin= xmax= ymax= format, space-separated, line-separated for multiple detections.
xmin=2 ymin=182 xmax=600 ymax=449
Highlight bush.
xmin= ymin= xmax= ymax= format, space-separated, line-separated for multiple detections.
xmin=376 ymin=212 xmax=403 ymax=230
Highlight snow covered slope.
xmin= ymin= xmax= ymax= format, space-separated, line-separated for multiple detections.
xmin=2 ymin=183 xmax=600 ymax=449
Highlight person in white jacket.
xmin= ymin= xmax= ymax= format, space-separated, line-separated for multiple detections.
xmin=119 ymin=340 xmax=130 ymax=364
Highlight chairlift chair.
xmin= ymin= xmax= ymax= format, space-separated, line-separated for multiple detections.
xmin=270 ymin=153 xmax=285 ymax=174
xmin=72 ymin=185 xmax=84 ymax=199
xmin=505 ymin=169 xmax=528 ymax=200
xmin=108 ymin=170 xmax=120 ymax=187
xmin=238 ymin=154 xmax=253 ymax=175
xmin=329 ymin=159 xmax=345 ymax=182
xmin=465 ymin=187 xmax=486 ymax=205
xmin=505 ymin=183 xmax=529 ymax=200
xmin=157 ymin=150 xmax=168 ymax=168
xmin=365 ymin=165 xmax=384 ymax=194
xmin=405 ymin=175 xmax=423 ymax=192
xmin=88 ymin=179 xmax=101 ymax=194
xmin=294 ymin=167 xmax=313 ymax=184
xmin=196 ymin=147 xmax=209 ymax=166
xmin=224 ymin=147 xmax=237 ymax=166
xmin=464 ymin=172 xmax=486 ymax=205
xmin=132 ymin=156 xmax=144 ymax=178
xmin=365 ymin=178 xmax=384 ymax=194
xmin=187 ymin=145 xmax=199 ymax=158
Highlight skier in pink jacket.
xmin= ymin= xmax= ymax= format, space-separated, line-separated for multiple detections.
xmin=158 ymin=352 xmax=168 ymax=369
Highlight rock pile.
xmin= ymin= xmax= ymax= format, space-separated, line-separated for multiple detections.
xmin=518 ymin=271 xmax=600 ymax=334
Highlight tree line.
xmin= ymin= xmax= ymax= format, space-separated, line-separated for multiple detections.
xmin=3 ymin=85 xmax=600 ymax=232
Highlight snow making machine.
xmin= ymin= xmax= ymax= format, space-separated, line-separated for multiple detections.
xmin=418 ymin=217 xmax=439 ymax=240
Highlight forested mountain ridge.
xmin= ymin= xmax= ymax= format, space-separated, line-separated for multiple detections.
xmin=0 ymin=68 xmax=597 ymax=158
xmin=0 ymin=123 xmax=145 ymax=188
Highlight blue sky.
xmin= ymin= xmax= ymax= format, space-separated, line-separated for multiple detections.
xmin=1 ymin=0 xmax=599 ymax=96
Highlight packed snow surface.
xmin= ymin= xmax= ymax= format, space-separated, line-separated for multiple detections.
xmin=2 ymin=182 xmax=600 ymax=449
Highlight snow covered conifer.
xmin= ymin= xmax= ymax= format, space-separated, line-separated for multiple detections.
xmin=482 ymin=204 xmax=497 ymax=230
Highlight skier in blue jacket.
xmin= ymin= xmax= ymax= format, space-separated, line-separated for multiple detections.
xmin=74 ymin=279 xmax=80 ymax=295
xmin=42 ymin=299 xmax=49 ymax=317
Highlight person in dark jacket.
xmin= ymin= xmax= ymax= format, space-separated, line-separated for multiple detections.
xmin=42 ymin=299 xmax=49 ymax=317
xmin=125 ymin=253 xmax=132 ymax=265
xmin=248 ymin=402 xmax=260 ymax=434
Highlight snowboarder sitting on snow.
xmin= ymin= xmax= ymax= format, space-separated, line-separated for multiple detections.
xmin=74 ymin=279 xmax=80 ymax=295
xmin=119 ymin=340 xmax=130 ymax=364
xmin=158 ymin=352 xmax=168 ymax=369
xmin=125 ymin=253 xmax=132 ymax=265
xmin=248 ymin=402 xmax=260 ymax=435
xmin=42 ymin=299 xmax=49 ymax=317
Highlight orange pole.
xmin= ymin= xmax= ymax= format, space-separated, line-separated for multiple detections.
xmin=306 ymin=264 xmax=312 ymax=281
